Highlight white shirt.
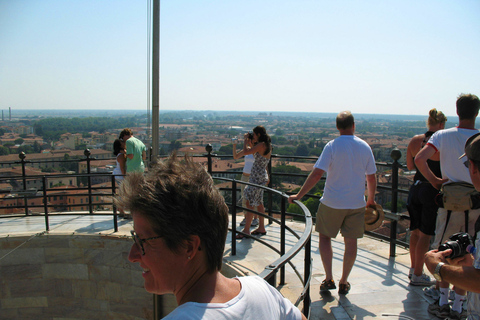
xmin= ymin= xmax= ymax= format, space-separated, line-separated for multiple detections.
xmin=243 ymin=154 xmax=254 ymax=174
xmin=315 ymin=135 xmax=376 ymax=209
xmin=427 ymin=127 xmax=479 ymax=184
xmin=162 ymin=276 xmax=302 ymax=320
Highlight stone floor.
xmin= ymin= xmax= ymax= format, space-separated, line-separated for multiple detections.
xmin=0 ymin=213 xmax=443 ymax=320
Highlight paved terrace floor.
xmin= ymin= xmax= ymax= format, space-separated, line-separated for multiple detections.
xmin=0 ymin=214 xmax=442 ymax=320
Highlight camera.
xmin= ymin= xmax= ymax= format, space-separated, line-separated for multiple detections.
xmin=438 ymin=232 xmax=474 ymax=259
xmin=247 ymin=132 xmax=254 ymax=140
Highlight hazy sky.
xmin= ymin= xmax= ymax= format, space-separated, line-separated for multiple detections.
xmin=1 ymin=0 xmax=479 ymax=116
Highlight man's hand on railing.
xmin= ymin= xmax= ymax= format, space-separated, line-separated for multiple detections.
xmin=288 ymin=194 xmax=301 ymax=204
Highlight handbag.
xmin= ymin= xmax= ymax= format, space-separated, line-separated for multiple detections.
xmin=439 ymin=182 xmax=480 ymax=211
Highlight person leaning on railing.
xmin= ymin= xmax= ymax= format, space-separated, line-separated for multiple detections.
xmin=425 ymin=132 xmax=480 ymax=320
xmin=115 ymin=154 xmax=307 ymax=320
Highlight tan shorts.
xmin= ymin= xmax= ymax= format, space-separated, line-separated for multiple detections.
xmin=315 ymin=203 xmax=365 ymax=239
xmin=432 ymin=207 xmax=480 ymax=248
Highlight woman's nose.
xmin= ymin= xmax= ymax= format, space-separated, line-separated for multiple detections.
xmin=128 ymin=243 xmax=141 ymax=262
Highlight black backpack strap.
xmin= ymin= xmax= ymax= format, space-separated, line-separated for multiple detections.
xmin=439 ymin=210 xmax=452 ymax=245
xmin=465 ymin=210 xmax=469 ymax=235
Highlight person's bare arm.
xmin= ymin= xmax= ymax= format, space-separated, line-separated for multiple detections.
xmin=365 ymin=173 xmax=377 ymax=208
xmin=142 ymin=150 xmax=146 ymax=161
xmin=233 ymin=143 xmax=245 ymax=159
xmin=288 ymin=168 xmax=325 ymax=203
xmin=406 ymin=136 xmax=421 ymax=171
xmin=118 ymin=154 xmax=126 ymax=175
xmin=126 ymin=153 xmax=134 ymax=160
xmin=414 ymin=144 xmax=447 ymax=189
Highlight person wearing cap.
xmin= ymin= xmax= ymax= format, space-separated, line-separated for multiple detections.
xmin=424 ymin=133 xmax=480 ymax=320
xmin=288 ymin=111 xmax=377 ymax=295
xmin=415 ymin=94 xmax=480 ymax=319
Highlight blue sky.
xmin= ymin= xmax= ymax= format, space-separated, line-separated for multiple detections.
xmin=1 ymin=0 xmax=479 ymax=116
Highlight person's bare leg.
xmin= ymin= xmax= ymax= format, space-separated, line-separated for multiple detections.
xmin=319 ymin=233 xmax=333 ymax=281
xmin=252 ymin=203 xmax=266 ymax=233
xmin=339 ymin=237 xmax=357 ymax=284
xmin=240 ymin=200 xmax=254 ymax=235
xmin=409 ymin=229 xmax=419 ymax=271
xmin=414 ymin=231 xmax=431 ymax=276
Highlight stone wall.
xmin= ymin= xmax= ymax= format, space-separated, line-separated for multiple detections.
xmin=0 ymin=233 xmax=157 ymax=319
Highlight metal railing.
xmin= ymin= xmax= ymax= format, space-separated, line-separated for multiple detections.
xmin=0 ymin=146 xmax=411 ymax=318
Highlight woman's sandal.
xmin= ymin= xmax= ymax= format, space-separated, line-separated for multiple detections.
xmin=251 ymin=230 xmax=267 ymax=236
xmin=236 ymin=233 xmax=247 ymax=239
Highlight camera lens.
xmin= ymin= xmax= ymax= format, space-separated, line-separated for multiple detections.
xmin=439 ymin=241 xmax=462 ymax=259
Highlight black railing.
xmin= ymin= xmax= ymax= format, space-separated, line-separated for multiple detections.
xmin=0 ymin=146 xmax=411 ymax=318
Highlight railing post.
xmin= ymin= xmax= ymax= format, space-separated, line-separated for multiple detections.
xmin=280 ymin=196 xmax=286 ymax=285
xmin=112 ymin=175 xmax=118 ymax=232
xmin=85 ymin=149 xmax=93 ymax=214
xmin=390 ymin=148 xmax=401 ymax=257
xmin=19 ymin=152 xmax=29 ymax=215
xmin=231 ymin=179 xmax=237 ymax=256
xmin=205 ymin=144 xmax=213 ymax=175
xmin=267 ymin=156 xmax=273 ymax=224
xmin=43 ymin=176 xmax=49 ymax=231
xmin=304 ymin=231 xmax=312 ymax=318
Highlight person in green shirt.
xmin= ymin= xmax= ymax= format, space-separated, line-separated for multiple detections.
xmin=119 ymin=128 xmax=146 ymax=173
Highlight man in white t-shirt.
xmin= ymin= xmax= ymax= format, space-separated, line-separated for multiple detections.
xmin=415 ymin=93 xmax=480 ymax=319
xmin=425 ymin=131 xmax=480 ymax=320
xmin=288 ymin=111 xmax=377 ymax=295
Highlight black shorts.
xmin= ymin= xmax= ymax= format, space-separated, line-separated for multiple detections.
xmin=407 ymin=181 xmax=439 ymax=236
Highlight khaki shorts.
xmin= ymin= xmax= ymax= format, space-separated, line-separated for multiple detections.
xmin=432 ymin=207 xmax=480 ymax=248
xmin=315 ymin=203 xmax=365 ymax=239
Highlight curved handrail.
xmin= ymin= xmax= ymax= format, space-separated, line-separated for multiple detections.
xmin=214 ymin=177 xmax=312 ymax=316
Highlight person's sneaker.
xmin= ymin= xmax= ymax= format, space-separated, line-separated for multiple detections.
xmin=251 ymin=218 xmax=259 ymax=226
xmin=239 ymin=218 xmax=246 ymax=226
xmin=423 ymin=286 xmax=440 ymax=300
xmin=338 ymin=282 xmax=351 ymax=295
xmin=410 ymin=273 xmax=436 ymax=286
xmin=428 ymin=300 xmax=451 ymax=318
xmin=446 ymin=309 xmax=467 ymax=320
xmin=408 ymin=267 xmax=414 ymax=280
xmin=320 ymin=279 xmax=336 ymax=292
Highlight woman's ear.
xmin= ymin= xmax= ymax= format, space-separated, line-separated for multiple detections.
xmin=185 ymin=235 xmax=202 ymax=260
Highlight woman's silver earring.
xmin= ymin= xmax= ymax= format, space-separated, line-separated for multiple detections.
xmin=188 ymin=256 xmax=191 ymax=260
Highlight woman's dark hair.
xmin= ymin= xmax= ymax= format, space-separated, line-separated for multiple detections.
xmin=113 ymin=139 xmax=123 ymax=156
xmin=115 ymin=154 xmax=229 ymax=273
xmin=253 ymin=126 xmax=271 ymax=155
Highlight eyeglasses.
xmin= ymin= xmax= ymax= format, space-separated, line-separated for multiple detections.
xmin=130 ymin=230 xmax=163 ymax=255
xmin=464 ymin=159 xmax=480 ymax=169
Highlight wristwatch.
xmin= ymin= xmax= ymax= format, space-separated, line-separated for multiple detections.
xmin=433 ymin=262 xmax=445 ymax=282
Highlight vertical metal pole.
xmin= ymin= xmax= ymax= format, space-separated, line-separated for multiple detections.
xmin=267 ymin=157 xmax=273 ymax=224
xmin=153 ymin=294 xmax=163 ymax=320
xmin=206 ymin=144 xmax=213 ymax=174
xmin=280 ymin=197 xmax=286 ymax=285
xmin=112 ymin=175 xmax=118 ymax=232
xmin=43 ymin=177 xmax=49 ymax=231
xmin=389 ymin=148 xmax=402 ymax=257
xmin=151 ymin=0 xmax=160 ymax=162
xmin=85 ymin=149 xmax=93 ymax=214
xmin=231 ymin=179 xmax=237 ymax=256
xmin=19 ymin=152 xmax=29 ymax=215
xmin=304 ymin=232 xmax=311 ymax=318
